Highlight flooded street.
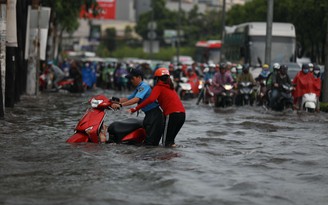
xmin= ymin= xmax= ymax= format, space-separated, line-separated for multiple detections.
xmin=1 ymin=89 xmax=328 ymax=205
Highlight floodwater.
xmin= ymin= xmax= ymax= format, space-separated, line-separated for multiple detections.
xmin=1 ymin=89 xmax=328 ymax=205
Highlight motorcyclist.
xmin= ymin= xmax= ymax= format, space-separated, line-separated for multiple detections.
xmin=205 ymin=63 xmax=216 ymax=81
xmin=197 ymin=64 xmax=215 ymax=105
xmin=255 ymin=64 xmax=270 ymax=105
xmin=293 ymin=63 xmax=321 ymax=111
xmin=313 ymin=64 xmax=321 ymax=79
xmin=230 ymin=66 xmax=238 ymax=82
xmin=191 ymin=62 xmax=201 ymax=77
xmin=172 ymin=63 xmax=184 ymax=91
xmin=235 ymin=64 xmax=256 ymax=106
xmin=256 ymin=64 xmax=270 ymax=81
xmin=186 ymin=67 xmax=200 ymax=96
xmin=211 ymin=63 xmax=234 ymax=93
xmin=292 ymin=63 xmax=311 ymax=109
xmin=266 ymin=63 xmax=280 ymax=89
xmin=210 ymin=63 xmax=234 ymax=105
xmin=236 ymin=64 xmax=243 ymax=76
xmin=269 ymin=64 xmax=292 ymax=109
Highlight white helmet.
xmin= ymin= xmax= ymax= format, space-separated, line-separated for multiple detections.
xmin=209 ymin=63 xmax=216 ymax=68
xmin=273 ymin=63 xmax=280 ymax=70
xmin=308 ymin=63 xmax=314 ymax=72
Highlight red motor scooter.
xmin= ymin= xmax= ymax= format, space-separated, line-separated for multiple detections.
xmin=66 ymin=95 xmax=146 ymax=144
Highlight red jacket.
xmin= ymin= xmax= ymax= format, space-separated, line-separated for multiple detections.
xmin=292 ymin=72 xmax=321 ymax=98
xmin=134 ymin=81 xmax=185 ymax=116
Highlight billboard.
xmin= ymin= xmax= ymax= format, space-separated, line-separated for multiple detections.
xmin=80 ymin=0 xmax=116 ymax=20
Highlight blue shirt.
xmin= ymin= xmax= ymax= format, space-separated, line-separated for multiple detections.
xmin=128 ymin=81 xmax=159 ymax=112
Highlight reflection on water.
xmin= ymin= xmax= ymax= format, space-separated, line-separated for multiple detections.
xmin=1 ymin=89 xmax=328 ymax=205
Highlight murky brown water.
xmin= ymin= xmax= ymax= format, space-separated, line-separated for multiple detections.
xmin=1 ymin=88 xmax=328 ymax=205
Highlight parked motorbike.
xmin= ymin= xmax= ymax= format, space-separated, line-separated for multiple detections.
xmin=269 ymin=83 xmax=294 ymax=111
xmin=215 ymin=84 xmax=234 ymax=108
xmin=39 ymin=73 xmax=79 ymax=92
xmin=236 ymin=81 xmax=255 ymax=106
xmin=66 ymin=95 xmax=146 ymax=144
xmin=57 ymin=78 xmax=75 ymax=91
xmin=301 ymin=93 xmax=317 ymax=112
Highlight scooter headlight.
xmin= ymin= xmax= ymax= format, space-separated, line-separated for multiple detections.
xmin=90 ymin=98 xmax=104 ymax=108
xmin=85 ymin=126 xmax=93 ymax=135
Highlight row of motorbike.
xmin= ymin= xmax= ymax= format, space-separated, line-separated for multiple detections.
xmin=196 ymin=79 xmax=318 ymax=112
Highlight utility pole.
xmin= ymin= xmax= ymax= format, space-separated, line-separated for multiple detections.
xmin=26 ymin=0 xmax=40 ymax=95
xmin=176 ymin=0 xmax=181 ymax=64
xmin=0 ymin=63 xmax=3 ymax=119
xmin=150 ymin=3 xmax=154 ymax=60
xmin=220 ymin=0 xmax=226 ymax=63
xmin=0 ymin=0 xmax=6 ymax=118
xmin=5 ymin=0 xmax=17 ymax=108
xmin=35 ymin=0 xmax=40 ymax=96
xmin=265 ymin=0 xmax=274 ymax=65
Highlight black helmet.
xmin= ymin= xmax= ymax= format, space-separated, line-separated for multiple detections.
xmin=301 ymin=63 xmax=309 ymax=74
xmin=302 ymin=63 xmax=309 ymax=70
xmin=280 ymin=64 xmax=288 ymax=75
xmin=219 ymin=63 xmax=226 ymax=69
xmin=280 ymin=64 xmax=288 ymax=71
xmin=242 ymin=64 xmax=250 ymax=71
xmin=313 ymin=64 xmax=320 ymax=71
xmin=313 ymin=64 xmax=321 ymax=75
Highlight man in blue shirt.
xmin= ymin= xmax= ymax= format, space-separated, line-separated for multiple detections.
xmin=111 ymin=69 xmax=164 ymax=146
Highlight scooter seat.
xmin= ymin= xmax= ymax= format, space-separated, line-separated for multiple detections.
xmin=107 ymin=118 xmax=143 ymax=142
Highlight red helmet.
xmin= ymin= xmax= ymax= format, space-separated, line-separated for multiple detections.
xmin=154 ymin=68 xmax=170 ymax=77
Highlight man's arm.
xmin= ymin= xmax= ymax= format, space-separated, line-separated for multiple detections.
xmin=112 ymin=97 xmax=140 ymax=109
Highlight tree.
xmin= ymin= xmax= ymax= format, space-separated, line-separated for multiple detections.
xmin=42 ymin=0 xmax=99 ymax=59
xmin=124 ymin=25 xmax=133 ymax=40
xmin=135 ymin=0 xmax=175 ymax=44
xmin=226 ymin=0 xmax=267 ymax=25
xmin=135 ymin=1 xmax=223 ymax=46
xmin=104 ymin=28 xmax=117 ymax=52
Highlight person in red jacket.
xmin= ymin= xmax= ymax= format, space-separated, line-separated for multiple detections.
xmin=129 ymin=68 xmax=185 ymax=147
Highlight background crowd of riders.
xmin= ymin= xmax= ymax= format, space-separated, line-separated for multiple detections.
xmin=39 ymin=57 xmax=323 ymax=112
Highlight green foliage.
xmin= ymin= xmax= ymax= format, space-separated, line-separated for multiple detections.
xmin=135 ymin=1 xmax=222 ymax=47
xmin=42 ymin=0 xmax=99 ymax=33
xmin=103 ymin=28 xmax=117 ymax=51
xmin=320 ymin=102 xmax=328 ymax=112
xmin=226 ymin=0 xmax=266 ymax=25
xmin=96 ymin=44 xmax=110 ymax=57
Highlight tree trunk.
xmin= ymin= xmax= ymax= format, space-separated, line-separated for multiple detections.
xmin=0 ymin=3 xmax=6 ymax=113
xmin=322 ymin=20 xmax=328 ymax=102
